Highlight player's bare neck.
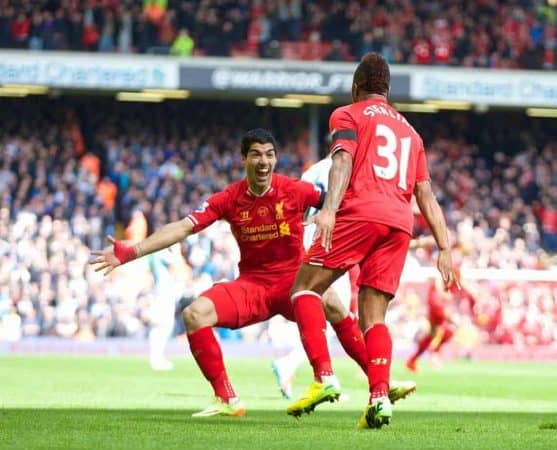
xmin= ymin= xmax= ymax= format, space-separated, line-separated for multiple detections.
xmin=247 ymin=183 xmax=272 ymax=197
xmin=360 ymin=93 xmax=387 ymax=102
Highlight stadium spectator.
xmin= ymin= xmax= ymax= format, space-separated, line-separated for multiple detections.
xmin=144 ymin=0 xmax=167 ymax=25
xmin=10 ymin=12 xmax=29 ymax=48
xmin=324 ymin=39 xmax=345 ymax=61
xmin=170 ymin=28 xmax=194 ymax=56
xmin=534 ymin=192 xmax=557 ymax=252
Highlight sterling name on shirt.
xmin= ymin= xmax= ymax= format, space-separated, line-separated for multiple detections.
xmin=363 ymin=104 xmax=411 ymax=127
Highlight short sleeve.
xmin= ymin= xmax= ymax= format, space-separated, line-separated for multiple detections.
xmin=329 ymin=107 xmax=358 ymax=157
xmin=415 ymin=138 xmax=430 ymax=183
xmin=186 ymin=190 xmax=230 ymax=232
xmin=292 ymin=179 xmax=322 ymax=211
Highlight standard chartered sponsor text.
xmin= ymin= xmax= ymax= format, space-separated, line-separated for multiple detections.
xmin=241 ymin=231 xmax=280 ymax=242
xmin=0 ymin=58 xmax=172 ymax=88
xmin=241 ymin=223 xmax=277 ymax=234
xmin=240 ymin=223 xmax=279 ymax=242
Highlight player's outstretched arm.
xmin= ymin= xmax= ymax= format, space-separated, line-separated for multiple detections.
xmin=90 ymin=218 xmax=194 ymax=275
xmin=409 ymin=235 xmax=436 ymax=250
xmin=313 ymin=150 xmax=353 ymax=252
xmin=414 ymin=181 xmax=457 ymax=290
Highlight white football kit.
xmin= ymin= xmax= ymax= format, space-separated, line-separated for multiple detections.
xmin=270 ymin=157 xmax=355 ymax=398
xmin=301 ymin=158 xmax=351 ymax=310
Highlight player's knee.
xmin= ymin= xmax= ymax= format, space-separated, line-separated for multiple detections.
xmin=182 ymin=299 xmax=214 ymax=330
xmin=443 ymin=325 xmax=455 ymax=340
xmin=290 ymin=265 xmax=336 ymax=296
xmin=323 ymin=295 xmax=346 ymax=324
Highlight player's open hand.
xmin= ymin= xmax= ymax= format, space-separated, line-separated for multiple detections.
xmin=89 ymin=235 xmax=136 ymax=276
xmin=89 ymin=236 xmax=121 ymax=275
xmin=437 ymin=249 xmax=460 ymax=291
xmin=307 ymin=209 xmax=336 ymax=252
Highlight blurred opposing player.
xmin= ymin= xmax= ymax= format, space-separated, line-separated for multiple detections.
xmin=271 ymin=156 xmax=416 ymax=404
xmin=286 ymin=53 xmax=457 ymax=428
xmin=146 ymin=245 xmax=184 ymax=371
xmin=90 ymin=129 xmax=369 ymax=418
xmin=122 ymin=210 xmax=186 ymax=371
xmin=271 ymin=157 xmax=353 ymax=399
xmin=405 ymin=237 xmax=477 ymax=371
xmin=405 ymin=277 xmax=459 ymax=373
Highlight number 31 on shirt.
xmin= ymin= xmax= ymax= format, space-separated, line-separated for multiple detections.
xmin=373 ymin=124 xmax=411 ymax=190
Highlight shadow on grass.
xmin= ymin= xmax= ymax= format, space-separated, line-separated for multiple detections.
xmin=1 ymin=409 xmax=556 ymax=450
xmin=163 ymin=392 xmax=281 ymax=401
xmin=2 ymin=408 xmax=556 ymax=426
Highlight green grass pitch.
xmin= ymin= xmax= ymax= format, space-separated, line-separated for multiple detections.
xmin=1 ymin=355 xmax=556 ymax=449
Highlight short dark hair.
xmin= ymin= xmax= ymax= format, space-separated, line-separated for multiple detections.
xmin=353 ymin=52 xmax=390 ymax=95
xmin=241 ymin=128 xmax=278 ymax=157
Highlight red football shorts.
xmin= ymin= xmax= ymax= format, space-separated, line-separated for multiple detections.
xmin=200 ymin=272 xmax=296 ymax=329
xmin=305 ymin=220 xmax=410 ymax=297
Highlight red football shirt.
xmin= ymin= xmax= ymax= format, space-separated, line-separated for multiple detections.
xmin=329 ymin=97 xmax=430 ymax=235
xmin=186 ymin=174 xmax=321 ymax=276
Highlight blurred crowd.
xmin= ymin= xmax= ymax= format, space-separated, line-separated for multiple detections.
xmin=0 ymin=99 xmax=556 ymax=348
xmin=0 ymin=0 xmax=556 ymax=68
xmin=0 ymin=99 xmax=309 ymax=342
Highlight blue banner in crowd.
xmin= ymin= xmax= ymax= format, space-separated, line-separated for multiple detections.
xmin=0 ymin=51 xmax=179 ymax=89
xmin=411 ymin=69 xmax=557 ymax=107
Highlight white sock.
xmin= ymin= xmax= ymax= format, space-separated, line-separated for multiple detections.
xmin=149 ymin=324 xmax=172 ymax=362
xmin=276 ymin=342 xmax=306 ymax=379
xmin=321 ymin=374 xmax=341 ymax=390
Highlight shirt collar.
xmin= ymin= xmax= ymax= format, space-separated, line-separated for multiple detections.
xmin=364 ymin=94 xmax=388 ymax=103
xmin=246 ymin=176 xmax=274 ymax=197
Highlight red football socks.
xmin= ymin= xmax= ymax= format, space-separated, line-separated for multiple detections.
xmin=432 ymin=325 xmax=455 ymax=352
xmin=364 ymin=323 xmax=392 ymax=399
xmin=187 ymin=326 xmax=236 ymax=401
xmin=332 ymin=314 xmax=367 ymax=373
xmin=292 ymin=291 xmax=333 ymax=381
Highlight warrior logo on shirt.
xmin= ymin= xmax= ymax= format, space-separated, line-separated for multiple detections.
xmin=274 ymin=201 xmax=284 ymax=220
xmin=239 ymin=210 xmax=251 ymax=221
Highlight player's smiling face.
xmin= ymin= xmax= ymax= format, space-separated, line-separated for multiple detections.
xmin=243 ymin=142 xmax=277 ymax=195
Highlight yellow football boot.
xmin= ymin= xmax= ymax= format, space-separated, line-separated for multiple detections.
xmin=389 ymin=380 xmax=416 ymax=404
xmin=192 ymin=397 xmax=246 ymax=418
xmin=356 ymin=397 xmax=392 ymax=429
xmin=286 ymin=381 xmax=341 ymax=417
